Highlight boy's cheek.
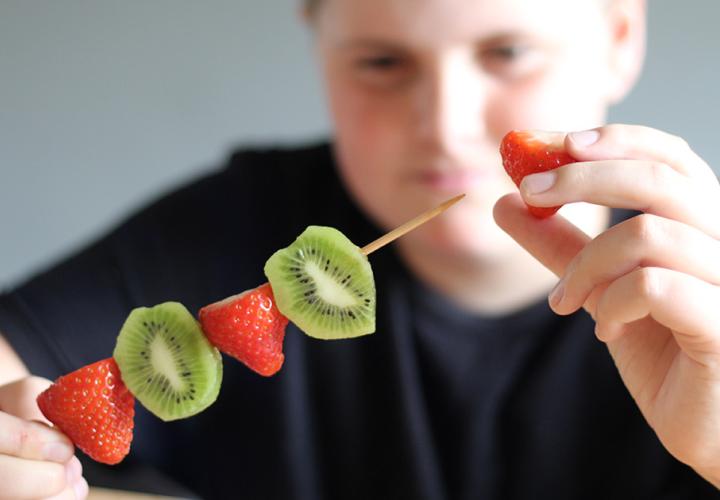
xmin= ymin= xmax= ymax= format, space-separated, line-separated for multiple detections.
xmin=500 ymin=74 xmax=608 ymax=132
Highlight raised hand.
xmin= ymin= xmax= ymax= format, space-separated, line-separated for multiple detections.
xmin=0 ymin=376 xmax=88 ymax=499
xmin=494 ymin=124 xmax=720 ymax=487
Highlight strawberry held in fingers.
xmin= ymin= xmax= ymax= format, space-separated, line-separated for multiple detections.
xmin=500 ymin=130 xmax=577 ymax=218
xmin=199 ymin=283 xmax=288 ymax=376
xmin=36 ymin=357 xmax=135 ymax=465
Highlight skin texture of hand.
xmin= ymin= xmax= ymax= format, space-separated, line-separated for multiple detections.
xmin=0 ymin=376 xmax=89 ymax=499
xmin=494 ymin=124 xmax=720 ymax=488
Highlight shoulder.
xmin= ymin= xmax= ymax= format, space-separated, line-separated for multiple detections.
xmin=226 ymin=141 xmax=334 ymax=176
xmin=112 ymin=141 xmax=340 ymax=243
xmin=104 ymin=140 xmax=383 ymax=302
xmin=135 ymin=140 xmax=377 ymax=249
xmin=132 ymin=142 xmax=337 ymax=226
xmin=215 ymin=141 xmax=336 ymax=195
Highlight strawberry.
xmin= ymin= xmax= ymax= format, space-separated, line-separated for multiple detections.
xmin=199 ymin=283 xmax=288 ymax=377
xmin=37 ymin=357 xmax=135 ymax=465
xmin=500 ymin=130 xmax=577 ymax=218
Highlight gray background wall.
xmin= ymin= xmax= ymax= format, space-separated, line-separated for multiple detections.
xmin=1 ymin=0 xmax=718 ymax=288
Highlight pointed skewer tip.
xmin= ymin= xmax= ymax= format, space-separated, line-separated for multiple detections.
xmin=360 ymin=193 xmax=465 ymax=256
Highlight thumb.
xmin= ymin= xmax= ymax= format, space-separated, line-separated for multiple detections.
xmin=493 ymin=192 xmax=589 ymax=278
xmin=0 ymin=376 xmax=54 ymax=424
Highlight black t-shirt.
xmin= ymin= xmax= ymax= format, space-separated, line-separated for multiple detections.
xmin=0 ymin=143 xmax=717 ymax=499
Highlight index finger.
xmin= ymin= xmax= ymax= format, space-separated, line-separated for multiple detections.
xmin=565 ymin=124 xmax=717 ymax=183
xmin=520 ymin=159 xmax=720 ymax=239
xmin=0 ymin=411 xmax=74 ymax=463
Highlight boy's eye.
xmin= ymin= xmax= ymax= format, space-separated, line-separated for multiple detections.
xmin=357 ymin=55 xmax=404 ymax=71
xmin=479 ymin=43 xmax=544 ymax=79
xmin=483 ymin=45 xmax=529 ymax=61
xmin=351 ymin=53 xmax=413 ymax=90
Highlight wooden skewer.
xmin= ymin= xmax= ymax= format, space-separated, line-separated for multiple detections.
xmin=361 ymin=193 xmax=465 ymax=256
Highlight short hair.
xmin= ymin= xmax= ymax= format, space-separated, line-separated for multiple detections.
xmin=303 ymin=0 xmax=614 ymax=18
xmin=305 ymin=0 xmax=321 ymax=16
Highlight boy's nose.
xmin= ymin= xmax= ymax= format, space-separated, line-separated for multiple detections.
xmin=415 ymin=54 xmax=486 ymax=151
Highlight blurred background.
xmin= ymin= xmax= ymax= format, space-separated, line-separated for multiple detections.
xmin=1 ymin=0 xmax=718 ymax=288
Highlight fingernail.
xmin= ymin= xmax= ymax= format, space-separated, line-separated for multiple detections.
xmin=522 ymin=171 xmax=556 ymax=195
xmin=43 ymin=441 xmax=74 ymax=462
xmin=569 ymin=129 xmax=599 ymax=147
xmin=549 ymin=279 xmax=564 ymax=309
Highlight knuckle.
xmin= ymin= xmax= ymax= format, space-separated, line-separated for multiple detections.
xmin=2 ymin=415 xmax=40 ymax=458
xmin=647 ymin=161 xmax=675 ymax=188
xmin=669 ymin=132 xmax=691 ymax=153
xmin=565 ymin=161 xmax=592 ymax=189
xmin=628 ymin=213 xmax=661 ymax=247
xmin=13 ymin=425 xmax=32 ymax=456
xmin=603 ymin=123 xmax=624 ymax=139
xmin=634 ymin=124 xmax=659 ymax=141
xmin=603 ymin=123 xmax=634 ymax=147
xmin=595 ymin=286 xmax=614 ymax=319
xmin=634 ymin=267 xmax=662 ymax=300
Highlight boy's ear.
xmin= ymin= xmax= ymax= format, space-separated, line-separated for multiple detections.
xmin=299 ymin=0 xmax=320 ymax=27
xmin=605 ymin=0 xmax=647 ymax=105
xmin=299 ymin=5 xmax=312 ymax=25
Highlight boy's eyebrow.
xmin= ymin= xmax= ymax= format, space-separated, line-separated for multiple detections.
xmin=336 ymin=32 xmax=532 ymax=51
xmin=337 ymin=38 xmax=406 ymax=51
xmin=481 ymin=32 xmax=534 ymax=45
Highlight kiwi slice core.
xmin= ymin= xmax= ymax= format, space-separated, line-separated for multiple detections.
xmin=264 ymin=225 xmax=376 ymax=340
xmin=113 ymin=302 xmax=223 ymax=421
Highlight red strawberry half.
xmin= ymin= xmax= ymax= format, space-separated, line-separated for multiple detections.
xmin=37 ymin=357 xmax=135 ymax=465
xmin=500 ymin=130 xmax=577 ymax=218
xmin=199 ymin=283 xmax=288 ymax=377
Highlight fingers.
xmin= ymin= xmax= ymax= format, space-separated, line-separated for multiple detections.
xmin=494 ymin=188 xmax=720 ymax=362
xmin=45 ymin=478 xmax=89 ymax=500
xmin=0 ymin=378 xmax=84 ymax=499
xmin=0 ymin=376 xmax=54 ymax=423
xmin=44 ymin=457 xmax=88 ymax=500
xmin=565 ymin=124 xmax=716 ymax=183
xmin=552 ymin=214 xmax=720 ymax=316
xmin=0 ymin=377 xmax=73 ymax=463
xmin=0 ymin=453 xmax=76 ymax=500
xmin=594 ymin=267 xmax=720 ymax=366
xmin=0 ymin=455 xmax=84 ymax=500
xmin=0 ymin=411 xmax=74 ymax=462
xmin=519 ymin=159 xmax=720 ymax=239
xmin=44 ymin=476 xmax=89 ymax=500
xmin=517 ymin=123 xmax=720 ymax=239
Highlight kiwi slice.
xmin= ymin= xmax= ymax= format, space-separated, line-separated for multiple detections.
xmin=264 ymin=225 xmax=376 ymax=340
xmin=113 ymin=302 xmax=223 ymax=421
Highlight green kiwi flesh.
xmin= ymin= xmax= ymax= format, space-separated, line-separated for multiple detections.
xmin=113 ymin=302 xmax=223 ymax=421
xmin=264 ymin=225 xmax=376 ymax=340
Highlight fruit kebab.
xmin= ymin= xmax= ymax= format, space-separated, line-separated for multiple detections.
xmin=35 ymin=194 xmax=464 ymax=465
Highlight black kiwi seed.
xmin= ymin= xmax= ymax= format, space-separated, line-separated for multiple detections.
xmin=264 ymin=226 xmax=376 ymax=339
xmin=113 ymin=302 xmax=223 ymax=422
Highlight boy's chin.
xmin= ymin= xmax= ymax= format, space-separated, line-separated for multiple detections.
xmin=402 ymin=210 xmax=520 ymax=263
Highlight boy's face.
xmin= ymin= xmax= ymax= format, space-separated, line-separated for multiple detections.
xmin=314 ymin=0 xmax=631 ymax=260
